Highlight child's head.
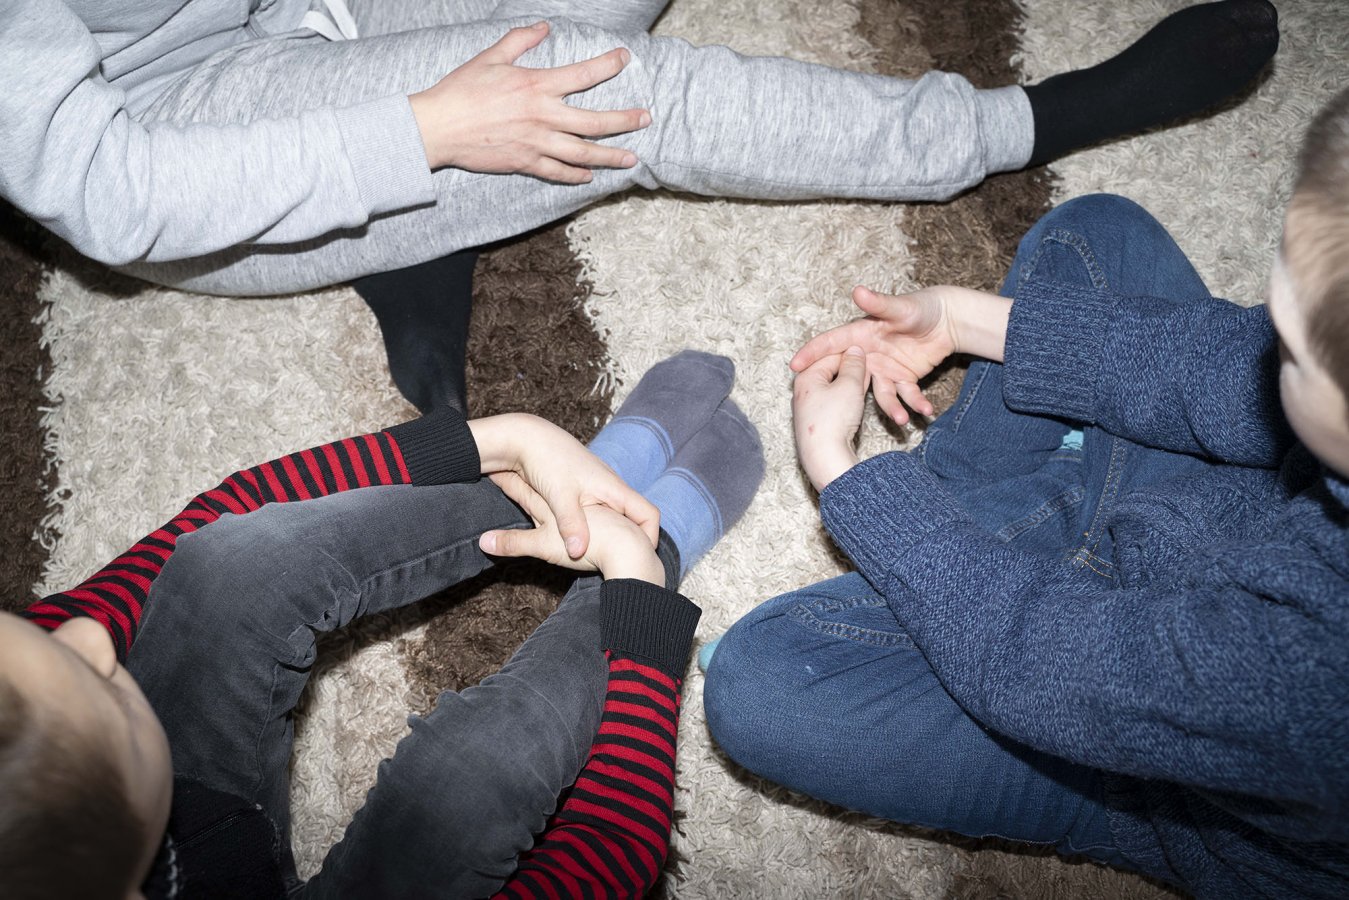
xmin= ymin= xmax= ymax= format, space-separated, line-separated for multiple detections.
xmin=1270 ymin=86 xmax=1349 ymax=478
xmin=0 ymin=612 xmax=173 ymax=899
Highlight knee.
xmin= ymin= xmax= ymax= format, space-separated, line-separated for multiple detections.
xmin=1047 ymin=193 xmax=1158 ymax=232
xmin=146 ymin=508 xmax=350 ymax=645
xmin=703 ymin=611 xmax=791 ymax=774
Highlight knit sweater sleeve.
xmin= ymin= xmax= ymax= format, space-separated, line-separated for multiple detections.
xmin=818 ymin=451 xmax=1343 ymax=819
xmin=21 ymin=408 xmax=478 ymax=661
xmin=0 ymin=0 xmax=434 ymax=266
xmin=494 ymin=580 xmax=701 ymax=899
xmin=1002 ymin=279 xmax=1293 ymax=467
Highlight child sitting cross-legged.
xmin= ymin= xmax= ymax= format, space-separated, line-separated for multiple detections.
xmin=704 ymin=90 xmax=1349 ymax=899
xmin=0 ymin=350 xmax=763 ymax=899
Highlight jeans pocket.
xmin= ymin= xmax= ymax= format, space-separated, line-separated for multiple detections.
xmin=788 ymin=594 xmax=914 ymax=648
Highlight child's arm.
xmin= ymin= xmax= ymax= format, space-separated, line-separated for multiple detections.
xmin=3 ymin=3 xmax=645 ymax=267
xmin=793 ymin=282 xmax=1292 ymax=467
xmin=820 ymin=452 xmax=1347 ymax=826
xmin=20 ymin=409 xmax=477 ymax=660
xmin=23 ymin=411 xmax=657 ymax=662
xmin=999 ymin=279 xmax=1291 ymax=467
xmin=493 ymin=580 xmax=700 ymax=900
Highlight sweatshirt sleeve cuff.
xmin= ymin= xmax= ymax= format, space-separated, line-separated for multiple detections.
xmin=601 ymin=579 xmax=702 ymax=679
xmin=332 ymin=96 xmax=436 ymax=217
xmin=1003 ymin=278 xmax=1116 ymax=421
xmin=385 ymin=408 xmax=480 ymax=485
xmin=819 ymin=451 xmax=969 ymax=582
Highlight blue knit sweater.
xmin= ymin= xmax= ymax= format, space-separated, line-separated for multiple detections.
xmin=819 ymin=278 xmax=1349 ymax=899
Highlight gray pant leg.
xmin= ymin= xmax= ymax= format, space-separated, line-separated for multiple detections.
xmin=348 ymin=0 xmax=667 ymax=34
xmin=304 ymin=576 xmax=607 ymax=898
xmin=125 ymin=18 xmax=1031 ymax=295
xmin=127 ymin=481 xmax=606 ymax=893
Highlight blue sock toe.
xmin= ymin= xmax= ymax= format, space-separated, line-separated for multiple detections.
xmin=643 ymin=399 xmax=764 ymax=577
xmin=587 ymin=351 xmax=734 ymax=493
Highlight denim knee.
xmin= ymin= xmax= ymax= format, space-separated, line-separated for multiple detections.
xmin=1008 ymin=193 xmax=1204 ymax=299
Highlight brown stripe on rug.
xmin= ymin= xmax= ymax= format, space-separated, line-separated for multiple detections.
xmin=399 ymin=219 xmax=615 ymax=712
xmin=859 ymin=0 xmax=1057 ymax=420
xmin=0 ymin=202 xmax=57 ymax=614
xmin=856 ymin=3 xmax=1181 ymax=899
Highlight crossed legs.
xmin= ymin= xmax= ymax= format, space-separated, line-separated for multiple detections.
xmin=705 ymin=194 xmax=1218 ymax=869
xmin=127 ymin=481 xmax=611 ymax=897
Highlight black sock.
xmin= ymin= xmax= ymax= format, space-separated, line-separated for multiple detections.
xmin=353 ymin=250 xmax=477 ymax=415
xmin=1023 ymin=0 xmax=1279 ymax=166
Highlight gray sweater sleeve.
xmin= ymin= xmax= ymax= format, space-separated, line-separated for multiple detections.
xmin=0 ymin=0 xmax=435 ymax=265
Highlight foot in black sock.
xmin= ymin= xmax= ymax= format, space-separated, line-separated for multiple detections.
xmin=353 ymin=249 xmax=478 ymax=415
xmin=1024 ymin=0 xmax=1279 ymax=165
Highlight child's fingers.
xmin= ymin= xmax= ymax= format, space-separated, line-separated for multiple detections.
xmin=489 ymin=471 xmax=550 ymax=525
xmin=480 ymin=526 xmax=555 ymax=560
xmin=894 ymin=380 xmax=934 ymax=418
xmin=549 ymin=134 xmax=636 ymax=170
xmin=481 ymin=21 xmax=550 ymax=65
xmin=544 ymin=493 xmax=590 ymax=558
xmin=836 ymin=345 xmax=869 ymax=390
xmin=871 ymin=373 xmax=910 ymax=426
xmin=559 ymin=105 xmax=650 ymax=139
xmin=529 ymin=157 xmax=593 ymax=184
xmin=791 ymin=323 xmax=866 ymax=372
xmin=549 ymin=47 xmax=630 ymax=94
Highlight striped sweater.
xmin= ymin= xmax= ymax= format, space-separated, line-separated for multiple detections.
xmin=23 ymin=408 xmax=698 ymax=898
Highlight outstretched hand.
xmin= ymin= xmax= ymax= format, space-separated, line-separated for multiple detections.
xmin=468 ymin=414 xmax=659 ymax=560
xmin=791 ymin=286 xmax=959 ymax=426
xmin=409 ymin=21 xmax=651 ymax=183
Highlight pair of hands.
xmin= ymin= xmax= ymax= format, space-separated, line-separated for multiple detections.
xmin=468 ymin=414 xmax=666 ymax=586
xmin=409 ymin=22 xmax=650 ymax=184
xmin=791 ymin=284 xmax=1011 ymax=492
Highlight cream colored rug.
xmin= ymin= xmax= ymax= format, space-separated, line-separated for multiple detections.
xmin=32 ymin=0 xmax=1347 ymax=896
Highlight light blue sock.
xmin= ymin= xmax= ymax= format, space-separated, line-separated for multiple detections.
xmin=1060 ymin=427 xmax=1085 ymax=451
xmin=587 ymin=351 xmax=734 ymax=492
xmin=697 ymin=635 xmax=723 ymax=672
xmin=643 ymin=399 xmax=764 ymax=578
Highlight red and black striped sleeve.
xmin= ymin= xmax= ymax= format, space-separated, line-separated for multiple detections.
xmin=495 ymin=579 xmax=701 ymax=900
xmin=21 ymin=408 xmax=480 ymax=661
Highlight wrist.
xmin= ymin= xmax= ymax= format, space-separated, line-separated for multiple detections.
xmin=598 ymin=544 xmax=666 ymax=587
xmin=407 ymin=91 xmax=441 ymax=170
xmin=804 ymin=443 xmax=860 ymax=493
xmin=947 ymin=288 xmax=1011 ymax=362
xmin=468 ymin=413 xmax=538 ymax=473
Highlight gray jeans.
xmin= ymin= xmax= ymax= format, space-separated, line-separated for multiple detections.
xmin=124 ymin=0 xmax=1031 ymax=295
xmin=127 ymin=481 xmax=609 ymax=898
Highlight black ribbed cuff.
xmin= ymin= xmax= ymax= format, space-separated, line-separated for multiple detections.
xmin=656 ymin=529 xmax=682 ymax=593
xmin=385 ymin=408 xmax=480 ymax=485
xmin=601 ymin=579 xmax=701 ymax=679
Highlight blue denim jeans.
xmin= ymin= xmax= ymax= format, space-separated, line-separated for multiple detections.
xmin=705 ymin=194 xmax=1215 ymax=867
xmin=127 ymin=480 xmax=609 ymax=898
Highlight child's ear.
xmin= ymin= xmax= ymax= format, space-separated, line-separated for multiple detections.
xmin=51 ymin=617 xmax=118 ymax=678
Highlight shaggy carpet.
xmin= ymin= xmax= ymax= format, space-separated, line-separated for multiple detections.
xmin=3 ymin=0 xmax=1346 ymax=897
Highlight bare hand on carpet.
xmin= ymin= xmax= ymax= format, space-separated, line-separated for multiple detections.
xmin=409 ymin=22 xmax=651 ymax=184
xmin=469 ymin=413 xmax=659 ymax=560
xmin=792 ymin=285 xmax=1012 ymax=425
xmin=792 ymin=346 xmax=869 ymax=493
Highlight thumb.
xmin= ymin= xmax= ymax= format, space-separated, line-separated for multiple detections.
xmin=547 ymin=496 xmax=590 ymax=559
xmin=838 ymin=345 xmax=868 ymax=387
xmin=481 ymin=21 xmax=550 ymax=64
xmin=480 ymin=527 xmax=550 ymax=560
xmin=852 ymin=285 xmax=920 ymax=328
